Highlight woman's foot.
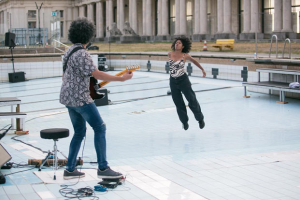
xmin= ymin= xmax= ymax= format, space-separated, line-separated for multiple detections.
xmin=182 ymin=123 xmax=189 ymax=130
xmin=199 ymin=120 xmax=205 ymax=129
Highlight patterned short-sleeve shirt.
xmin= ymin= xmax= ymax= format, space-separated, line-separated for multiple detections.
xmin=60 ymin=43 xmax=97 ymax=107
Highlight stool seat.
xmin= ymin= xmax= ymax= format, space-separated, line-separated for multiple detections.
xmin=40 ymin=128 xmax=69 ymax=140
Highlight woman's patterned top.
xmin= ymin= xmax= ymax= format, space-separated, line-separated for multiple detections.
xmin=169 ymin=53 xmax=186 ymax=78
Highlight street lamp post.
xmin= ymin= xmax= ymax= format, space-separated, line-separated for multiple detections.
xmin=35 ymin=2 xmax=43 ymax=46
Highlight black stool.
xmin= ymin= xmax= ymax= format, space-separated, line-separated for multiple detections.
xmin=40 ymin=128 xmax=69 ymax=180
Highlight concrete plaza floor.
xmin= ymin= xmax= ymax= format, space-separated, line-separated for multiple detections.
xmin=0 ymin=71 xmax=300 ymax=200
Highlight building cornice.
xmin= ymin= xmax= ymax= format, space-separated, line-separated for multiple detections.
xmin=75 ymin=0 xmax=102 ymax=7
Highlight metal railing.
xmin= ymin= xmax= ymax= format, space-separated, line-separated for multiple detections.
xmin=282 ymin=38 xmax=291 ymax=59
xmin=269 ymin=34 xmax=278 ymax=58
xmin=52 ymin=39 xmax=69 ymax=53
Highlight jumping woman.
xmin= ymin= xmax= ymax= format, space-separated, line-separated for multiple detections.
xmin=168 ymin=36 xmax=206 ymax=130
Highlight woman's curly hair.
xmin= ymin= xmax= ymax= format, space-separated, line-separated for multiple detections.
xmin=171 ymin=36 xmax=192 ymax=53
xmin=68 ymin=18 xmax=95 ymax=44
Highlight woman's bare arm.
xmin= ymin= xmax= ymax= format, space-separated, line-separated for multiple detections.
xmin=185 ymin=54 xmax=206 ymax=78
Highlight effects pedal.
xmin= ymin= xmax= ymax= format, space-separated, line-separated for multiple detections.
xmin=98 ymin=176 xmax=125 ymax=189
xmin=94 ymin=185 xmax=107 ymax=192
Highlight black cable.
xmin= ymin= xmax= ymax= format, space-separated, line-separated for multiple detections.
xmin=59 ymin=136 xmax=102 ymax=199
xmin=0 ymin=125 xmax=12 ymax=140
xmin=3 ymin=166 xmax=36 ymax=176
xmin=0 ymin=124 xmax=12 ymax=132
xmin=11 ymin=134 xmax=48 ymax=153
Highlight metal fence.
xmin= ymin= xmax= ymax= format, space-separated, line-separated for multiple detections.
xmin=2 ymin=28 xmax=49 ymax=47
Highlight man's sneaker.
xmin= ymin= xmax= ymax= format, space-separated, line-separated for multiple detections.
xmin=97 ymin=167 xmax=123 ymax=179
xmin=199 ymin=120 xmax=205 ymax=129
xmin=63 ymin=169 xmax=85 ymax=180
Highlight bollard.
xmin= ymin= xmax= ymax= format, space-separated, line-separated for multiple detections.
xmin=241 ymin=66 xmax=248 ymax=82
xmin=187 ymin=63 xmax=193 ymax=76
xmin=165 ymin=62 xmax=170 ymax=74
xmin=212 ymin=68 xmax=219 ymax=79
xmin=147 ymin=60 xmax=151 ymax=72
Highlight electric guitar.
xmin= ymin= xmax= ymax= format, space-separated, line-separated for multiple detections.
xmin=90 ymin=65 xmax=140 ymax=100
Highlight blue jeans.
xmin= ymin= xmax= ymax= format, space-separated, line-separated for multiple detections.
xmin=66 ymin=102 xmax=108 ymax=172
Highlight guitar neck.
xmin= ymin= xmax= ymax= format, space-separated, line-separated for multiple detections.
xmin=98 ymin=68 xmax=137 ymax=88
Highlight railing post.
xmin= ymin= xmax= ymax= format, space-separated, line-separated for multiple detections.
xmin=147 ymin=60 xmax=151 ymax=72
xmin=187 ymin=63 xmax=193 ymax=76
xmin=165 ymin=62 xmax=169 ymax=74
xmin=241 ymin=66 xmax=248 ymax=82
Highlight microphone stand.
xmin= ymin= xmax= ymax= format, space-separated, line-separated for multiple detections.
xmin=9 ymin=39 xmax=16 ymax=73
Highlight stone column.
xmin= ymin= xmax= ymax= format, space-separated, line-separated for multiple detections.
xmin=243 ymin=0 xmax=250 ymax=33
xmin=96 ymin=1 xmax=104 ymax=38
xmin=157 ymin=0 xmax=162 ymax=35
xmin=282 ymin=0 xmax=292 ymax=32
xmin=66 ymin=7 xmax=72 ymax=35
xmin=200 ymin=0 xmax=208 ymax=34
xmin=175 ymin=0 xmax=180 ymax=35
xmin=129 ymin=0 xmax=132 ymax=25
xmin=73 ymin=7 xmax=79 ymax=21
xmin=217 ymin=0 xmax=223 ymax=33
xmin=118 ymin=0 xmax=125 ymax=33
xmin=3 ymin=10 xmax=7 ymax=32
xmin=179 ymin=0 xmax=186 ymax=35
xmin=79 ymin=6 xmax=85 ymax=18
xmin=194 ymin=0 xmax=200 ymax=34
xmin=132 ymin=0 xmax=138 ymax=33
xmin=146 ymin=0 xmax=152 ymax=36
xmin=161 ymin=0 xmax=169 ymax=35
xmin=250 ymin=0 xmax=259 ymax=33
xmin=0 ymin=11 xmax=3 ymax=34
xmin=87 ymin=4 xmax=94 ymax=24
xmin=106 ymin=0 xmax=113 ymax=36
xmin=143 ymin=0 xmax=146 ymax=35
xmin=0 ymin=12 xmax=2 ymax=34
xmin=223 ymin=0 xmax=231 ymax=33
xmin=273 ymin=0 xmax=282 ymax=32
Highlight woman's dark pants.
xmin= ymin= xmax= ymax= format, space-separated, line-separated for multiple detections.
xmin=170 ymin=74 xmax=204 ymax=124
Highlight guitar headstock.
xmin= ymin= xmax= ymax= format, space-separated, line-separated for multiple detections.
xmin=126 ymin=65 xmax=140 ymax=72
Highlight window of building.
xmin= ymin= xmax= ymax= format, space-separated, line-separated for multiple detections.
xmin=186 ymin=0 xmax=193 ymax=36
xmin=169 ymin=0 xmax=175 ymax=35
xmin=60 ymin=21 xmax=63 ymax=37
xmin=60 ymin=10 xmax=64 ymax=18
xmin=28 ymin=10 xmax=36 ymax=19
xmin=28 ymin=22 xmax=36 ymax=28
xmin=263 ymin=0 xmax=275 ymax=34
xmin=292 ymin=0 xmax=300 ymax=33
xmin=239 ymin=0 xmax=244 ymax=33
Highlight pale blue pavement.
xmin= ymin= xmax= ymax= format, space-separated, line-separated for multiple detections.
xmin=0 ymin=71 xmax=300 ymax=200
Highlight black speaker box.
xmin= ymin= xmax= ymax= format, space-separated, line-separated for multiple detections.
xmin=8 ymin=72 xmax=25 ymax=83
xmin=5 ymin=32 xmax=16 ymax=47
xmin=94 ymin=88 xmax=109 ymax=106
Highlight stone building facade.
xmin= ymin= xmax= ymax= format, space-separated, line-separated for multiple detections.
xmin=0 ymin=0 xmax=299 ymax=43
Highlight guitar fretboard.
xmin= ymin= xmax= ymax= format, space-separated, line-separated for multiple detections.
xmin=98 ymin=66 xmax=140 ymax=88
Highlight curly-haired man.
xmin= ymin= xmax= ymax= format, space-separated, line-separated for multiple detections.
xmin=60 ymin=18 xmax=132 ymax=179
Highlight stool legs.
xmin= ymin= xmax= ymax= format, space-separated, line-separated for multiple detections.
xmin=39 ymin=151 xmax=51 ymax=171
xmin=53 ymin=139 xmax=58 ymax=180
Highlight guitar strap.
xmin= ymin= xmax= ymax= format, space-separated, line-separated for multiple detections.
xmin=63 ymin=46 xmax=84 ymax=73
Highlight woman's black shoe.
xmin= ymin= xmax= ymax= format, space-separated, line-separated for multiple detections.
xmin=183 ymin=123 xmax=189 ymax=130
xmin=199 ymin=120 xmax=205 ymax=129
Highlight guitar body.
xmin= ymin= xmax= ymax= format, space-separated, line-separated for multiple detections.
xmin=89 ymin=65 xmax=140 ymax=100
xmin=89 ymin=77 xmax=104 ymax=100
